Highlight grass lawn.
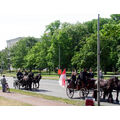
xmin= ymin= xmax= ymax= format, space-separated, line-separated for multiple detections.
xmin=0 ymin=87 xmax=85 ymax=106
xmin=0 ymin=96 xmax=32 ymax=106
xmin=10 ymin=88 xmax=85 ymax=106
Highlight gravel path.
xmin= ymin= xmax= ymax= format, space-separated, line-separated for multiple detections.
xmin=0 ymin=91 xmax=72 ymax=106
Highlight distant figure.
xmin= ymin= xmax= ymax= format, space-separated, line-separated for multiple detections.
xmin=80 ymin=68 xmax=88 ymax=87
xmin=17 ymin=70 xmax=23 ymax=80
xmin=28 ymin=70 xmax=34 ymax=78
xmin=71 ymin=71 xmax=77 ymax=87
xmin=1 ymin=75 xmax=7 ymax=92
xmin=83 ymin=68 xmax=88 ymax=83
xmin=88 ymin=68 xmax=94 ymax=79
xmin=28 ymin=70 xmax=34 ymax=90
xmin=24 ymin=70 xmax=28 ymax=76
xmin=100 ymin=70 xmax=103 ymax=79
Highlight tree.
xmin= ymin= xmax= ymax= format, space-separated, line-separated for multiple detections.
xmin=100 ymin=23 xmax=120 ymax=73
xmin=71 ymin=33 xmax=97 ymax=71
xmin=0 ymin=48 xmax=9 ymax=70
xmin=10 ymin=37 xmax=38 ymax=69
xmin=110 ymin=14 xmax=120 ymax=23
xmin=45 ymin=20 xmax=61 ymax=35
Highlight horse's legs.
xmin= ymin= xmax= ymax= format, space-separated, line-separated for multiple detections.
xmin=29 ymin=82 xmax=32 ymax=91
xmin=103 ymin=89 xmax=107 ymax=100
xmin=37 ymin=82 xmax=39 ymax=88
xmin=108 ymin=90 xmax=113 ymax=103
xmin=93 ymin=90 xmax=97 ymax=101
xmin=32 ymin=83 xmax=34 ymax=89
xmin=116 ymin=89 xmax=119 ymax=102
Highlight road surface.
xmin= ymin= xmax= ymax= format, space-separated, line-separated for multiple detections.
xmin=0 ymin=77 xmax=120 ymax=106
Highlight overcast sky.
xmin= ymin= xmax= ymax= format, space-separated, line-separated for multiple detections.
xmin=0 ymin=0 xmax=119 ymax=50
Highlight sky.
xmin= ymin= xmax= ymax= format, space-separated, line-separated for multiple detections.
xmin=0 ymin=0 xmax=120 ymax=50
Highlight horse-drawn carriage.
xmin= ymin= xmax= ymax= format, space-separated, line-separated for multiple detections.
xmin=13 ymin=73 xmax=42 ymax=90
xmin=66 ymin=78 xmax=96 ymax=98
xmin=66 ymin=76 xmax=120 ymax=103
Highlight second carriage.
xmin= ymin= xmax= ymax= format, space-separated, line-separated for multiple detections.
xmin=66 ymin=78 xmax=96 ymax=99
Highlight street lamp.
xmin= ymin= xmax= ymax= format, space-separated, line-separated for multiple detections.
xmin=97 ymin=14 xmax=100 ymax=106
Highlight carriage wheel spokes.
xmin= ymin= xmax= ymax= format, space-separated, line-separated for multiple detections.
xmin=79 ymin=88 xmax=85 ymax=98
xmin=79 ymin=88 xmax=89 ymax=98
xmin=85 ymin=88 xmax=89 ymax=97
xmin=66 ymin=87 xmax=74 ymax=99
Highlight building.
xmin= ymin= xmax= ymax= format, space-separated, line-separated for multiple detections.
xmin=6 ymin=37 xmax=23 ymax=49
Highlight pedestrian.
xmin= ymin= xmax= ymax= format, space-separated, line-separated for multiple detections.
xmin=82 ymin=68 xmax=88 ymax=87
xmin=16 ymin=69 xmax=23 ymax=80
xmin=100 ymin=70 xmax=103 ymax=79
xmin=88 ymin=68 xmax=94 ymax=79
xmin=24 ymin=70 xmax=28 ymax=76
xmin=1 ymin=75 xmax=7 ymax=92
xmin=71 ymin=71 xmax=77 ymax=88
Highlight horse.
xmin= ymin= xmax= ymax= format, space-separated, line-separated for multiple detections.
xmin=93 ymin=77 xmax=120 ymax=103
xmin=13 ymin=75 xmax=24 ymax=89
xmin=32 ymin=74 xmax=42 ymax=89
xmin=22 ymin=73 xmax=34 ymax=90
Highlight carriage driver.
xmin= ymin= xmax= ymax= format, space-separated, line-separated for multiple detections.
xmin=16 ymin=69 xmax=23 ymax=81
xmin=88 ymin=68 xmax=94 ymax=79
xmin=77 ymin=68 xmax=88 ymax=88
xmin=71 ymin=71 xmax=77 ymax=87
xmin=23 ymin=70 xmax=28 ymax=76
xmin=28 ymin=70 xmax=34 ymax=78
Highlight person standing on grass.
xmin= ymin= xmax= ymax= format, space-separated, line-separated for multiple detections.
xmin=100 ymin=70 xmax=103 ymax=80
xmin=1 ymin=75 xmax=7 ymax=92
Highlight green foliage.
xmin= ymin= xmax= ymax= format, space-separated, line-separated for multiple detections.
xmin=0 ymin=48 xmax=9 ymax=70
xmin=100 ymin=23 xmax=120 ymax=72
xmin=110 ymin=14 xmax=120 ymax=23
xmin=10 ymin=37 xmax=37 ymax=69
xmin=72 ymin=33 xmax=97 ymax=71
xmin=1 ymin=14 xmax=120 ymax=73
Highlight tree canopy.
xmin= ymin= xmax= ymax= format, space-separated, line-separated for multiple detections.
xmin=1 ymin=14 xmax=120 ymax=73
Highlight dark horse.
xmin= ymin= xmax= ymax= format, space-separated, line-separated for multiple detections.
xmin=22 ymin=73 xmax=33 ymax=90
xmin=93 ymin=77 xmax=120 ymax=103
xmin=32 ymin=74 xmax=42 ymax=89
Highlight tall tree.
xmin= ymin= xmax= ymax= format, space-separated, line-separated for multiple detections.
xmin=10 ymin=37 xmax=37 ymax=69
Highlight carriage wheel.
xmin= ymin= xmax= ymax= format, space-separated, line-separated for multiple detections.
xmin=79 ymin=88 xmax=89 ymax=98
xmin=66 ymin=87 xmax=74 ymax=99
xmin=85 ymin=88 xmax=89 ymax=97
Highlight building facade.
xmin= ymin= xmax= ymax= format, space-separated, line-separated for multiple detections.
xmin=6 ymin=37 xmax=23 ymax=49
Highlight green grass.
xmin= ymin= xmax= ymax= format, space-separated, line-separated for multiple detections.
xmin=0 ymin=87 xmax=85 ymax=106
xmin=0 ymin=96 xmax=32 ymax=106
xmin=11 ymin=89 xmax=85 ymax=106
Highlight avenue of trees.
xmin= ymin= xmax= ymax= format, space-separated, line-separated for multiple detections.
xmin=0 ymin=14 xmax=120 ymax=74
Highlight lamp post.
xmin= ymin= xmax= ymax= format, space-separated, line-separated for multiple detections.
xmin=97 ymin=14 xmax=100 ymax=106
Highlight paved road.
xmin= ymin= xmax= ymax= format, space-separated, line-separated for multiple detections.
xmin=0 ymin=77 xmax=120 ymax=106
xmin=0 ymin=77 xmax=79 ymax=98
